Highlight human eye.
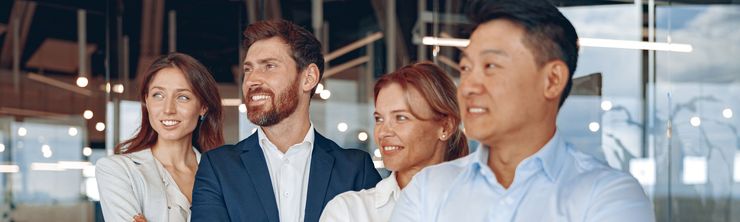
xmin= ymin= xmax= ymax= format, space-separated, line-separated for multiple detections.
xmin=459 ymin=64 xmax=471 ymax=73
xmin=151 ymin=92 xmax=164 ymax=100
xmin=177 ymin=95 xmax=191 ymax=102
xmin=396 ymin=115 xmax=409 ymax=121
xmin=482 ymin=60 xmax=501 ymax=75
xmin=374 ymin=115 xmax=384 ymax=124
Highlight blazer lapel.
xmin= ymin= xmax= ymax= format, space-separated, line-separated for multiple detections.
xmin=239 ymin=135 xmax=280 ymax=222
xmin=129 ymin=150 xmax=168 ymax=222
xmin=304 ymin=131 xmax=335 ymax=222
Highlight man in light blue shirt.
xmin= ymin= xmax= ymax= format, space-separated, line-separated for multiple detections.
xmin=389 ymin=0 xmax=655 ymax=221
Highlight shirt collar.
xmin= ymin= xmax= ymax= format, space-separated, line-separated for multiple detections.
xmin=373 ymin=172 xmax=401 ymax=209
xmin=520 ymin=130 xmax=564 ymax=182
xmin=468 ymin=130 xmax=565 ymax=182
xmin=257 ymin=123 xmax=315 ymax=154
xmin=194 ymin=146 xmax=202 ymax=164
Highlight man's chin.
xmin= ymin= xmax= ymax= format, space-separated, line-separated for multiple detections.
xmin=247 ymin=112 xmax=279 ymax=126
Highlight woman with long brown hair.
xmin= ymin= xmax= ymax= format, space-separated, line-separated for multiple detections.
xmin=96 ymin=52 xmax=224 ymax=222
xmin=320 ymin=62 xmax=469 ymax=222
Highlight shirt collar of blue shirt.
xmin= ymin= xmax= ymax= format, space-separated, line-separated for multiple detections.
xmin=468 ymin=130 xmax=565 ymax=183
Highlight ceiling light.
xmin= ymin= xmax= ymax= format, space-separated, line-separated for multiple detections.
xmin=320 ymin=89 xmax=331 ymax=99
xmin=95 ymin=122 xmax=105 ymax=131
xmin=83 ymin=147 xmax=92 ymax=156
xmin=600 ymin=100 xmax=613 ymax=111
xmin=337 ymin=122 xmax=348 ymax=132
xmin=68 ymin=127 xmax=79 ymax=136
xmin=358 ymin=132 xmax=368 ymax=141
xmin=588 ymin=122 xmax=600 ymax=132
xmin=421 ymin=36 xmax=693 ymax=52
xmin=18 ymin=127 xmax=27 ymax=136
xmin=83 ymin=110 xmax=93 ymax=119
xmin=76 ymin=76 xmax=89 ymax=88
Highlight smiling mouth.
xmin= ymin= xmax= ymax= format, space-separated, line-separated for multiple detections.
xmin=468 ymin=107 xmax=489 ymax=114
xmin=380 ymin=145 xmax=405 ymax=156
xmin=161 ymin=120 xmax=181 ymax=126
xmin=250 ymin=94 xmax=271 ymax=101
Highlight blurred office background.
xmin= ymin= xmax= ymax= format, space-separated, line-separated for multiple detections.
xmin=0 ymin=0 xmax=738 ymax=221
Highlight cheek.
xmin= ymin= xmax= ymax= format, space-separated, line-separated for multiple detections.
xmin=178 ymin=103 xmax=201 ymax=118
xmin=146 ymin=103 xmax=160 ymax=116
xmin=400 ymin=123 xmax=437 ymax=145
xmin=373 ymin=125 xmax=381 ymax=143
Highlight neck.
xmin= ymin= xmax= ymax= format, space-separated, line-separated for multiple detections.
xmin=151 ymin=136 xmax=196 ymax=168
xmin=395 ymin=169 xmax=418 ymax=189
xmin=261 ymin=104 xmax=311 ymax=153
xmin=396 ymin=142 xmax=446 ymax=189
xmin=485 ymin=119 xmax=556 ymax=189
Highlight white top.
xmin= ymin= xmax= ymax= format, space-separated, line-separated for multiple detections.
xmin=319 ymin=172 xmax=401 ymax=222
xmin=96 ymin=147 xmax=201 ymax=222
xmin=257 ymin=124 xmax=315 ymax=222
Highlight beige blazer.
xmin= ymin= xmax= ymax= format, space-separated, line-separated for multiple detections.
xmin=96 ymin=148 xmax=200 ymax=222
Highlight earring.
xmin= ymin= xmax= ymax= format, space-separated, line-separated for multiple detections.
xmin=199 ymin=115 xmax=206 ymax=121
xmin=441 ymin=134 xmax=446 ymax=139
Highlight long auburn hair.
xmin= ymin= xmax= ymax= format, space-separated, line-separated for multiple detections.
xmin=116 ymin=53 xmax=224 ymax=154
xmin=373 ymin=62 xmax=469 ymax=161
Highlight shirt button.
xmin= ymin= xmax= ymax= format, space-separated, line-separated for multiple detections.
xmin=167 ymin=206 xmax=171 ymax=210
xmin=283 ymin=192 xmax=289 ymax=197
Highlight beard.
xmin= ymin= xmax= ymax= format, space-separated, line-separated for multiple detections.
xmin=246 ymin=76 xmax=300 ymax=126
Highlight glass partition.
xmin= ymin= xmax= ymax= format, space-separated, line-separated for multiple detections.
xmin=0 ymin=0 xmax=737 ymax=221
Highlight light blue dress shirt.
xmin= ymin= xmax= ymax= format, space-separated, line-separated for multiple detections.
xmin=389 ymin=131 xmax=655 ymax=222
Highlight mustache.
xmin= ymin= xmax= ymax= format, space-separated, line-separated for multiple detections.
xmin=246 ymin=87 xmax=275 ymax=97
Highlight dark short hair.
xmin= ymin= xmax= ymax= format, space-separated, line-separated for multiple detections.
xmin=243 ymin=20 xmax=324 ymax=97
xmin=468 ymin=0 xmax=579 ymax=107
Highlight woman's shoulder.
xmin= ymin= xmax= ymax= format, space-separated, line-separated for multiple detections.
xmin=96 ymin=149 xmax=152 ymax=174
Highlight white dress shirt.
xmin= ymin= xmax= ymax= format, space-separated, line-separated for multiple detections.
xmin=96 ymin=147 xmax=201 ymax=222
xmin=319 ymin=172 xmax=400 ymax=222
xmin=390 ymin=131 xmax=654 ymax=221
xmin=257 ymin=124 xmax=315 ymax=222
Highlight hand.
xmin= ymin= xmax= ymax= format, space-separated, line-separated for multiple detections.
xmin=133 ymin=214 xmax=148 ymax=222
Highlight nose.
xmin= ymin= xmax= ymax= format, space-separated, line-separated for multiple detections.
xmin=164 ymin=97 xmax=177 ymax=114
xmin=375 ymin=120 xmax=395 ymax=141
xmin=242 ymin=70 xmax=265 ymax=94
xmin=458 ymin=71 xmax=483 ymax=98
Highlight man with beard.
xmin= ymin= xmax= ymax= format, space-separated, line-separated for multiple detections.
xmin=191 ymin=20 xmax=381 ymax=222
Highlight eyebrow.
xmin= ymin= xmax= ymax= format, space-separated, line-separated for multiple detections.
xmin=150 ymin=86 xmax=192 ymax=93
xmin=460 ymin=49 xmax=509 ymax=60
xmin=373 ymin=109 xmax=411 ymax=115
xmin=481 ymin=49 xmax=509 ymax=57
xmin=244 ymin=58 xmax=280 ymax=66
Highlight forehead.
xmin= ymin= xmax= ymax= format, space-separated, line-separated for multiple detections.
xmin=243 ymin=37 xmax=293 ymax=64
xmin=463 ymin=19 xmax=527 ymax=58
xmin=150 ymin=67 xmax=190 ymax=88
xmin=375 ymin=82 xmax=435 ymax=117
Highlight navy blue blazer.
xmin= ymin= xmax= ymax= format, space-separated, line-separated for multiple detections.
xmin=191 ymin=130 xmax=381 ymax=222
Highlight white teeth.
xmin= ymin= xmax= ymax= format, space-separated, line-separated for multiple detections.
xmin=383 ymin=146 xmax=402 ymax=151
xmin=161 ymin=120 xmax=180 ymax=126
xmin=251 ymin=95 xmax=270 ymax=101
xmin=469 ymin=108 xmax=487 ymax=113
